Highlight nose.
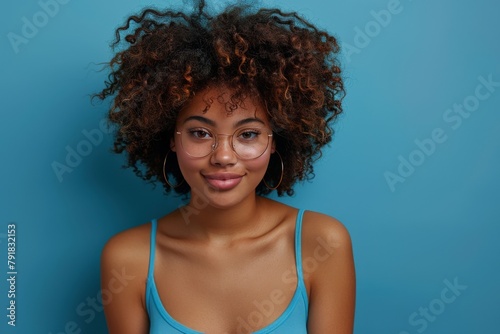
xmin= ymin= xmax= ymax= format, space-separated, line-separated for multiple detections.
xmin=210 ymin=134 xmax=237 ymax=166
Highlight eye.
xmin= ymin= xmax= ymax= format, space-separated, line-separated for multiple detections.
xmin=188 ymin=128 xmax=212 ymax=140
xmin=238 ymin=129 xmax=261 ymax=141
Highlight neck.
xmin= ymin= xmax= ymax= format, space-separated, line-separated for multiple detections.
xmin=179 ymin=194 xmax=269 ymax=244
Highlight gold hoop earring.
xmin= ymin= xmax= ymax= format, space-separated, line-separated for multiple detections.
xmin=263 ymin=151 xmax=284 ymax=190
xmin=163 ymin=151 xmax=184 ymax=188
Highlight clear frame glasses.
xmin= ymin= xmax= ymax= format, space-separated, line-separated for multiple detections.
xmin=175 ymin=126 xmax=273 ymax=160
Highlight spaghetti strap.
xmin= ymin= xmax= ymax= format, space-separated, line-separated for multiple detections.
xmin=294 ymin=208 xmax=308 ymax=316
xmin=294 ymin=209 xmax=306 ymax=286
xmin=148 ymin=219 xmax=158 ymax=281
xmin=145 ymin=219 xmax=158 ymax=312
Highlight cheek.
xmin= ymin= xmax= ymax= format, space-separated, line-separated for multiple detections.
xmin=245 ymin=153 xmax=271 ymax=175
xmin=173 ymin=145 xmax=200 ymax=180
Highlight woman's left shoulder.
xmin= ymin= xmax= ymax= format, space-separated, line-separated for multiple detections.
xmin=300 ymin=210 xmax=353 ymax=253
xmin=299 ymin=210 xmax=356 ymax=332
xmin=299 ymin=209 xmax=354 ymax=284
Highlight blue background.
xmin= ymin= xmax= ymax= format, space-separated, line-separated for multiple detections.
xmin=1 ymin=0 xmax=499 ymax=333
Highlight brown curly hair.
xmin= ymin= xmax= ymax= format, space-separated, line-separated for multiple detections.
xmin=95 ymin=0 xmax=345 ymax=196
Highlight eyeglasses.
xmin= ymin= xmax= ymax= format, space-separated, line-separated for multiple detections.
xmin=176 ymin=126 xmax=273 ymax=160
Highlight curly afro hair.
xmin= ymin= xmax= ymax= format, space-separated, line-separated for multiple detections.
xmin=96 ymin=0 xmax=345 ymax=196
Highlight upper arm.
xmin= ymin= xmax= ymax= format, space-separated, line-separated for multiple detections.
xmin=100 ymin=229 xmax=150 ymax=334
xmin=304 ymin=212 xmax=356 ymax=334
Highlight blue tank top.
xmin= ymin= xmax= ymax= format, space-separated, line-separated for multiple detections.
xmin=146 ymin=209 xmax=309 ymax=333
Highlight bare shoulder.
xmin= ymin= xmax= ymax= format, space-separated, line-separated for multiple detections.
xmin=301 ymin=210 xmax=353 ymax=255
xmin=100 ymin=223 xmax=154 ymax=333
xmin=301 ymin=210 xmax=356 ymax=333
xmin=300 ymin=210 xmax=355 ymax=292
xmin=100 ymin=222 xmax=152 ymax=278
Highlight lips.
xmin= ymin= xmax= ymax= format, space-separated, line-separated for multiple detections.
xmin=203 ymin=173 xmax=244 ymax=190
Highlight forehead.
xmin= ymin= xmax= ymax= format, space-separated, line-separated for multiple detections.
xmin=177 ymin=86 xmax=269 ymax=125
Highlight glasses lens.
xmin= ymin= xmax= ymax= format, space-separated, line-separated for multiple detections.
xmin=180 ymin=129 xmax=215 ymax=157
xmin=233 ymin=128 xmax=270 ymax=159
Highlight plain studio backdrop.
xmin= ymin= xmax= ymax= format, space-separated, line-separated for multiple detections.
xmin=1 ymin=0 xmax=499 ymax=333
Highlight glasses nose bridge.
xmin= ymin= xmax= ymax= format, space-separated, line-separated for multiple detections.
xmin=212 ymin=132 xmax=234 ymax=152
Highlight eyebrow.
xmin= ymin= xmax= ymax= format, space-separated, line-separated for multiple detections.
xmin=235 ymin=117 xmax=266 ymax=127
xmin=183 ymin=116 xmax=266 ymax=127
xmin=183 ymin=115 xmax=216 ymax=126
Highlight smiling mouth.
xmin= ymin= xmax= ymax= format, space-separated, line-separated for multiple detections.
xmin=203 ymin=174 xmax=244 ymax=190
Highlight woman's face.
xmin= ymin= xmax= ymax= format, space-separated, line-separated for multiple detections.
xmin=171 ymin=86 xmax=275 ymax=209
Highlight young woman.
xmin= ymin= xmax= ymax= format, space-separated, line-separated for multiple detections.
xmin=98 ymin=1 xmax=355 ymax=333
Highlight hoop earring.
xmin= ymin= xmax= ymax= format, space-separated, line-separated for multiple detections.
xmin=263 ymin=151 xmax=284 ymax=190
xmin=163 ymin=151 xmax=184 ymax=188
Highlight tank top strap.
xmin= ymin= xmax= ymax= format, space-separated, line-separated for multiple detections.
xmin=294 ymin=209 xmax=306 ymax=286
xmin=147 ymin=219 xmax=158 ymax=281
xmin=145 ymin=219 xmax=158 ymax=311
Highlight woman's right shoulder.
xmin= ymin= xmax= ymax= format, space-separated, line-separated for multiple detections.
xmin=100 ymin=221 xmax=153 ymax=273
xmin=100 ymin=222 xmax=155 ymax=331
